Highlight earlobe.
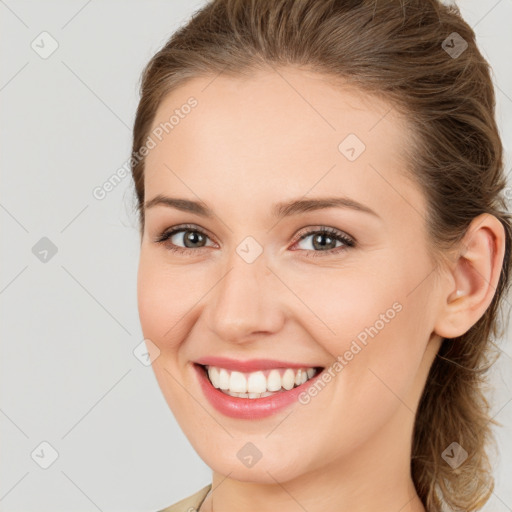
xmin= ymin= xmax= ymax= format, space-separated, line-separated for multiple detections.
xmin=434 ymin=213 xmax=506 ymax=339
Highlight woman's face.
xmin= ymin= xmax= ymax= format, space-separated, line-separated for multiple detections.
xmin=137 ymin=67 xmax=444 ymax=483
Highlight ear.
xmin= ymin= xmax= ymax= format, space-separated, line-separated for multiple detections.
xmin=434 ymin=213 xmax=506 ymax=339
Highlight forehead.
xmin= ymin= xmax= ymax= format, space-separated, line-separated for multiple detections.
xmin=144 ymin=68 xmax=424 ymax=221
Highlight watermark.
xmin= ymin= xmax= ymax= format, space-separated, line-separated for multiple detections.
xmin=298 ymin=301 xmax=403 ymax=405
xmin=31 ymin=31 xmax=59 ymax=59
xmin=338 ymin=133 xmax=366 ymax=162
xmin=133 ymin=338 xmax=161 ymax=366
xmin=441 ymin=32 xmax=468 ymax=59
xmin=441 ymin=442 xmax=468 ymax=469
xmin=236 ymin=236 xmax=263 ymax=263
xmin=32 ymin=236 xmax=58 ymax=263
xmin=505 ymin=186 xmax=512 ymax=208
xmin=149 ymin=96 xmax=198 ymax=143
xmin=92 ymin=96 xmax=198 ymax=201
xmin=236 ymin=442 xmax=263 ymax=468
xmin=31 ymin=441 xmax=59 ymax=469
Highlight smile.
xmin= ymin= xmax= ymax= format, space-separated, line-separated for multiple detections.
xmin=193 ymin=358 xmax=325 ymax=419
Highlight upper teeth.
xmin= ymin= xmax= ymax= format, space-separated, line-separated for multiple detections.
xmin=206 ymin=366 xmax=318 ymax=396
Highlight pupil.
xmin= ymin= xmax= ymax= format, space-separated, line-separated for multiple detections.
xmin=186 ymin=231 xmax=204 ymax=248
xmin=313 ymin=233 xmax=335 ymax=250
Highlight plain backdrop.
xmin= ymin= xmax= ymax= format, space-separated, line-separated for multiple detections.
xmin=1 ymin=1 xmax=511 ymax=511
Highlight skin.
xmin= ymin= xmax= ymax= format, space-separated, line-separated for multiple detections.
xmin=136 ymin=67 xmax=505 ymax=512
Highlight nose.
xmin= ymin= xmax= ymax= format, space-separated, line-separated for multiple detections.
xmin=205 ymin=252 xmax=285 ymax=344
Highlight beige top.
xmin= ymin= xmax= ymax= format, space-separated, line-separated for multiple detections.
xmin=158 ymin=484 xmax=212 ymax=512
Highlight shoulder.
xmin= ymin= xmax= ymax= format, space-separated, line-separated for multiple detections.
xmin=157 ymin=484 xmax=212 ymax=512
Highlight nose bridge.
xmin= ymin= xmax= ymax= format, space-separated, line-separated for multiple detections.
xmin=206 ymin=246 xmax=284 ymax=343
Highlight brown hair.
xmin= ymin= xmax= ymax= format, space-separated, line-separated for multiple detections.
xmin=130 ymin=0 xmax=512 ymax=510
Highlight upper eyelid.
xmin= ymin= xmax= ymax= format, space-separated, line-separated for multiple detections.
xmin=158 ymin=224 xmax=216 ymax=243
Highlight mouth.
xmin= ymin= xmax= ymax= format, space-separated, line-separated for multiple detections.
xmin=193 ymin=360 xmax=325 ymax=419
xmin=196 ymin=364 xmax=324 ymax=399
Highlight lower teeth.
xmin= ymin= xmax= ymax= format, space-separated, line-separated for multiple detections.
xmin=223 ymin=390 xmax=281 ymax=399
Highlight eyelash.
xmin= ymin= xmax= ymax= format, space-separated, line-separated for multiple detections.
xmin=154 ymin=224 xmax=356 ymax=258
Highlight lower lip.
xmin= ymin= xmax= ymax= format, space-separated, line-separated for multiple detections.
xmin=194 ymin=364 xmax=323 ymax=419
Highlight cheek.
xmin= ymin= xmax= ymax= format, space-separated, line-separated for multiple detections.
xmin=137 ymin=264 xmax=166 ymax=340
xmin=280 ymin=262 xmax=406 ymax=350
xmin=288 ymin=253 xmax=434 ymax=397
xmin=136 ymin=251 xmax=192 ymax=350
xmin=137 ymin=254 xmax=201 ymax=415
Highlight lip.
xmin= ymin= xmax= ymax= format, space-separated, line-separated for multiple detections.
xmin=194 ymin=362 xmax=324 ymax=420
xmin=194 ymin=356 xmax=319 ymax=372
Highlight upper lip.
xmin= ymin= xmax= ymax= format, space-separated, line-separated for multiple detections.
xmin=194 ymin=356 xmax=323 ymax=372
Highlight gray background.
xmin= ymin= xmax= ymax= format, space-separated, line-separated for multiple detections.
xmin=1 ymin=1 xmax=511 ymax=511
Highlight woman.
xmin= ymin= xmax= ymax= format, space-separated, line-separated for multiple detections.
xmin=130 ymin=0 xmax=511 ymax=510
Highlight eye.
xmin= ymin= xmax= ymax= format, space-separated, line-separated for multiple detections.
xmin=291 ymin=226 xmax=355 ymax=258
xmin=154 ymin=224 xmax=216 ymax=255
xmin=154 ymin=224 xmax=355 ymax=258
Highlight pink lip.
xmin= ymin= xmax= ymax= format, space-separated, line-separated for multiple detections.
xmin=194 ymin=356 xmax=317 ymax=372
xmin=193 ymin=363 xmax=324 ymax=420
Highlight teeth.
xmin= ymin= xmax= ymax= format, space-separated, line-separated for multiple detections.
xmin=205 ymin=365 xmax=319 ymax=398
xmin=295 ymin=369 xmax=308 ymax=386
xmin=248 ymin=371 xmax=267 ymax=393
xmin=218 ymin=369 xmax=229 ymax=390
xmin=267 ymin=369 xmax=282 ymax=391
xmin=282 ymin=369 xmax=295 ymax=390
xmin=229 ymin=371 xmax=247 ymax=393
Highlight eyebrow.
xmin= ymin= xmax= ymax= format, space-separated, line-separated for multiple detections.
xmin=144 ymin=195 xmax=380 ymax=219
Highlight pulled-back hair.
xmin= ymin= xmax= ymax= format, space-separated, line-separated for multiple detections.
xmin=131 ymin=1 xmax=512 ymax=509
